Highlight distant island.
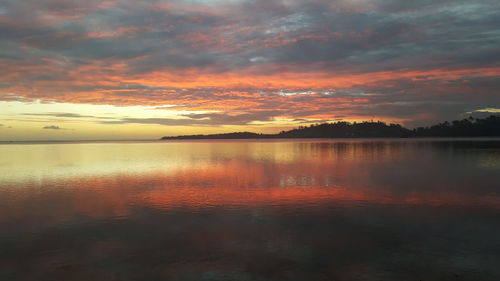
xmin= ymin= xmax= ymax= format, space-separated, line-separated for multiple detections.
xmin=162 ymin=115 xmax=500 ymax=140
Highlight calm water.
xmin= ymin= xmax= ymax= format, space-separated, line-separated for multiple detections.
xmin=0 ymin=139 xmax=500 ymax=281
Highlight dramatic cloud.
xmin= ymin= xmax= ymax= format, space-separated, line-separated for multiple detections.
xmin=1 ymin=0 xmax=499 ymax=128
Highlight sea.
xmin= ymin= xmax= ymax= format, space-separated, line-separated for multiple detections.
xmin=0 ymin=139 xmax=499 ymax=281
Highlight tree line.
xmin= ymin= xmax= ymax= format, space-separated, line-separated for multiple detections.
xmin=162 ymin=115 xmax=500 ymax=139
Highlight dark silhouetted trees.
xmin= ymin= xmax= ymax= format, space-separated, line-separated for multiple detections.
xmin=277 ymin=121 xmax=411 ymax=138
xmin=162 ymin=132 xmax=264 ymax=140
xmin=161 ymin=115 xmax=500 ymax=140
xmin=412 ymin=115 xmax=500 ymax=137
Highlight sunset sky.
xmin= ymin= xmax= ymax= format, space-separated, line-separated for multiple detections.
xmin=1 ymin=0 xmax=499 ymax=140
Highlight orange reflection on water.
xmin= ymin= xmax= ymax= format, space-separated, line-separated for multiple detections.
xmin=1 ymin=140 xmax=499 ymax=223
xmin=14 ymin=167 xmax=496 ymax=223
xmin=141 ymin=183 xmax=500 ymax=211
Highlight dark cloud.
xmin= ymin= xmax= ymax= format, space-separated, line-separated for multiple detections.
xmin=183 ymin=111 xmax=282 ymax=124
xmin=24 ymin=112 xmax=114 ymax=119
xmin=2 ymin=0 xmax=498 ymax=72
xmin=42 ymin=125 xmax=64 ymax=130
xmin=0 ymin=94 xmax=25 ymax=102
xmin=100 ymin=110 xmax=282 ymax=126
xmin=100 ymin=118 xmax=208 ymax=126
xmin=26 ymin=113 xmax=93 ymax=118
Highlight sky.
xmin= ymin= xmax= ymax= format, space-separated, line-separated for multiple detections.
xmin=0 ymin=0 xmax=499 ymax=140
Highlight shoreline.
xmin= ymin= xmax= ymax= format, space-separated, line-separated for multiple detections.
xmin=2 ymin=136 xmax=500 ymax=145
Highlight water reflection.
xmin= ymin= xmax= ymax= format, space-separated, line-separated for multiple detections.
xmin=0 ymin=139 xmax=499 ymax=280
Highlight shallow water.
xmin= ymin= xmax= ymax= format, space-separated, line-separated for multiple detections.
xmin=0 ymin=139 xmax=499 ymax=281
